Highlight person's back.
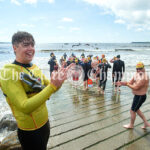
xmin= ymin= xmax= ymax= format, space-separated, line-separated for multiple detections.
xmin=113 ymin=59 xmax=125 ymax=73
xmin=81 ymin=61 xmax=91 ymax=75
xmin=97 ymin=58 xmax=111 ymax=94
xmin=113 ymin=55 xmax=125 ymax=91
xmin=48 ymin=57 xmax=57 ymax=76
xmin=99 ymin=63 xmax=111 ymax=73
xmin=98 ymin=59 xmax=111 ymax=80
xmin=63 ymin=53 xmax=67 ymax=60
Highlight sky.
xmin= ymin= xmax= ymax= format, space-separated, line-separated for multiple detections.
xmin=0 ymin=0 xmax=150 ymax=43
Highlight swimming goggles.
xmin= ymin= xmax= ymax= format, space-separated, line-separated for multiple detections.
xmin=20 ymin=72 xmax=45 ymax=92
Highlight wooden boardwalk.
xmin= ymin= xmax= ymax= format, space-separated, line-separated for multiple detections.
xmin=47 ymin=82 xmax=150 ymax=150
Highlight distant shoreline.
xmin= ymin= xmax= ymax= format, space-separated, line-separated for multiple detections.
xmin=131 ymin=42 xmax=150 ymax=44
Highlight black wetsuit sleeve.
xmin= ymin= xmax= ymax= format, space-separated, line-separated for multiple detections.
xmin=112 ymin=62 xmax=116 ymax=74
xmin=49 ymin=60 xmax=56 ymax=71
xmin=88 ymin=62 xmax=92 ymax=70
xmin=123 ymin=61 xmax=125 ymax=72
xmin=48 ymin=60 xmax=51 ymax=64
xmin=107 ymin=63 xmax=111 ymax=68
xmin=98 ymin=64 xmax=102 ymax=69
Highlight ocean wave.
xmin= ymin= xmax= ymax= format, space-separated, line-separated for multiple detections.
xmin=124 ymin=64 xmax=150 ymax=69
xmin=0 ymin=47 xmax=11 ymax=53
xmin=115 ymin=49 xmax=135 ymax=52
xmin=0 ymin=47 xmax=8 ymax=49
xmin=38 ymin=48 xmax=150 ymax=52
xmin=0 ymin=51 xmax=10 ymax=54
xmin=39 ymin=49 xmax=114 ymax=52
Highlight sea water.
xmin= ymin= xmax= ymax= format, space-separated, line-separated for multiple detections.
xmin=0 ymin=42 xmax=150 ymax=141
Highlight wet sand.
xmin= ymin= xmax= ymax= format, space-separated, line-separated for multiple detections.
xmin=46 ymin=81 xmax=150 ymax=150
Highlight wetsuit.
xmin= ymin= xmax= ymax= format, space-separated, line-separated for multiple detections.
xmin=113 ymin=59 xmax=125 ymax=85
xmin=110 ymin=58 xmax=116 ymax=83
xmin=81 ymin=62 xmax=91 ymax=81
xmin=0 ymin=61 xmax=58 ymax=150
xmin=48 ymin=57 xmax=56 ymax=76
xmin=63 ymin=53 xmax=67 ymax=60
xmin=81 ymin=53 xmax=85 ymax=59
xmin=98 ymin=63 xmax=111 ymax=90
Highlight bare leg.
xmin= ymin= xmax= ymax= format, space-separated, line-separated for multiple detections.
xmin=137 ymin=109 xmax=150 ymax=129
xmin=123 ymin=110 xmax=136 ymax=129
xmin=112 ymin=75 xmax=114 ymax=85
xmin=84 ymin=81 xmax=86 ymax=90
xmin=101 ymin=90 xmax=104 ymax=95
xmin=86 ymin=80 xmax=88 ymax=90
xmin=115 ymin=84 xmax=118 ymax=92
xmin=115 ymin=86 xmax=117 ymax=92
xmin=101 ymin=82 xmax=106 ymax=95
xmin=98 ymin=87 xmax=101 ymax=93
xmin=96 ymin=77 xmax=98 ymax=85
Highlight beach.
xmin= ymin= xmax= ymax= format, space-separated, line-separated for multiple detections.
xmin=1 ymin=80 xmax=150 ymax=149
xmin=0 ymin=42 xmax=150 ymax=149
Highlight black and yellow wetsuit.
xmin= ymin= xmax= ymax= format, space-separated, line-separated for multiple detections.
xmin=0 ymin=61 xmax=58 ymax=149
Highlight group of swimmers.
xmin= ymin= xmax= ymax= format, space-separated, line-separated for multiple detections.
xmin=48 ymin=52 xmax=150 ymax=130
xmin=48 ymin=52 xmax=125 ymax=94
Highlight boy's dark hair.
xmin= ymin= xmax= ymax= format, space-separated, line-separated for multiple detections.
xmin=12 ymin=31 xmax=35 ymax=46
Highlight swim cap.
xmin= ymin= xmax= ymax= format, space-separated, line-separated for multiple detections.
xmin=136 ymin=62 xmax=144 ymax=69
xmin=102 ymin=54 xmax=105 ymax=58
xmin=75 ymin=58 xmax=78 ymax=63
xmin=102 ymin=58 xmax=107 ymax=63
xmin=70 ymin=58 xmax=74 ymax=62
xmin=114 ymin=56 xmax=117 ymax=60
xmin=50 ymin=52 xmax=54 ymax=56
xmin=84 ymin=58 xmax=88 ymax=63
xmin=93 ymin=57 xmax=97 ymax=60
xmin=117 ymin=55 xmax=120 ymax=58
xmin=87 ymin=57 xmax=91 ymax=60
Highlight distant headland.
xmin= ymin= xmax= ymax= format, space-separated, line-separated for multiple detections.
xmin=131 ymin=42 xmax=150 ymax=44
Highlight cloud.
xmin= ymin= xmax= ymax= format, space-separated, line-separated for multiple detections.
xmin=61 ymin=17 xmax=73 ymax=22
xmin=24 ymin=0 xmax=37 ymax=4
xmin=24 ymin=0 xmax=54 ymax=4
xmin=83 ymin=0 xmax=150 ymax=31
xmin=114 ymin=19 xmax=125 ymax=24
xmin=10 ymin=0 xmax=54 ymax=5
xmin=11 ymin=0 xmax=21 ymax=5
xmin=48 ymin=0 xmax=54 ymax=3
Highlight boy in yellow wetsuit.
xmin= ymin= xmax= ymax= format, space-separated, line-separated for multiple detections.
xmin=0 ymin=31 xmax=70 ymax=150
